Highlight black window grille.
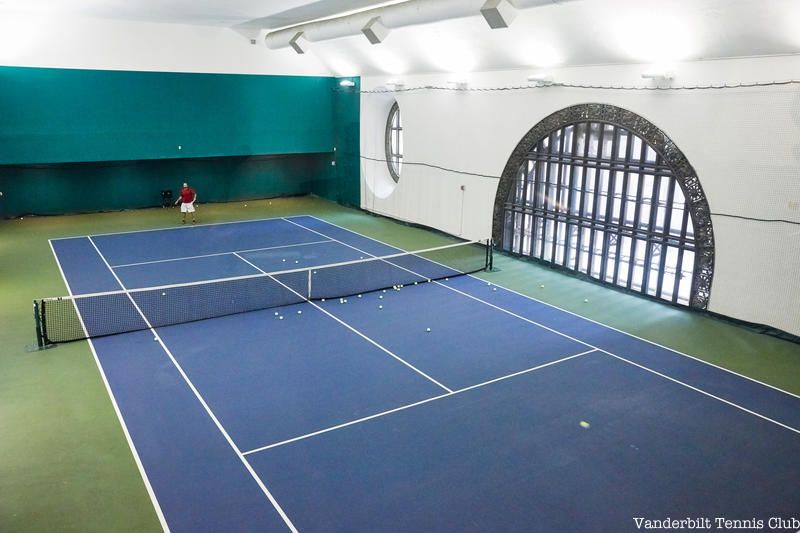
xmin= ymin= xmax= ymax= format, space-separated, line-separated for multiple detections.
xmin=385 ymin=102 xmax=403 ymax=182
xmin=494 ymin=105 xmax=714 ymax=309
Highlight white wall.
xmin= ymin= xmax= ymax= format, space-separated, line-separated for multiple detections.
xmin=360 ymin=56 xmax=800 ymax=336
xmin=0 ymin=13 xmax=331 ymax=75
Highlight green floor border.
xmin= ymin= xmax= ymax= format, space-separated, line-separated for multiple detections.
xmin=2 ymin=195 xmax=798 ymax=532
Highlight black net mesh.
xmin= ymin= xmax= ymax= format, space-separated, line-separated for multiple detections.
xmin=36 ymin=239 xmax=490 ymax=345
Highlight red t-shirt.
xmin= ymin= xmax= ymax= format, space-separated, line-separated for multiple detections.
xmin=180 ymin=187 xmax=195 ymax=203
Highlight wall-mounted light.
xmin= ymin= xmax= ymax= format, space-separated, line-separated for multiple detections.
xmin=641 ymin=69 xmax=674 ymax=82
xmin=527 ymin=73 xmax=554 ymax=85
xmin=339 ymin=79 xmax=356 ymax=87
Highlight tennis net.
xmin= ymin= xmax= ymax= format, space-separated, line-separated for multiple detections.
xmin=34 ymin=238 xmax=492 ymax=346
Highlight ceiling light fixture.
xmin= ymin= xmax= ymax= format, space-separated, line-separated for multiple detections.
xmin=480 ymin=0 xmax=517 ymax=29
xmin=339 ymin=79 xmax=356 ymax=88
xmin=289 ymin=32 xmax=309 ymax=54
xmin=362 ymin=16 xmax=390 ymax=44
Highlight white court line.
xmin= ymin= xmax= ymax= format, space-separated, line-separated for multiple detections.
xmin=602 ymin=351 xmax=800 ymax=435
xmin=289 ymin=216 xmax=800 ymax=436
xmin=84 ymin=237 xmax=299 ymax=533
xmin=305 ymin=215 xmax=800 ymax=401
xmin=52 ymin=214 xmax=293 ymax=240
xmin=113 ymin=239 xmax=332 ymax=269
xmin=231 ymin=252 xmax=453 ymax=394
xmin=243 ymin=349 xmax=596 ymax=456
xmin=47 ymin=240 xmax=171 ymax=533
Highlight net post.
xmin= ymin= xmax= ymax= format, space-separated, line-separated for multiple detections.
xmin=486 ymin=239 xmax=494 ymax=271
xmin=33 ymin=300 xmax=45 ymax=348
xmin=307 ymin=269 xmax=312 ymax=300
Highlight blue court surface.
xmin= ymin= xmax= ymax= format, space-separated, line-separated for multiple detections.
xmin=49 ymin=215 xmax=800 ymax=532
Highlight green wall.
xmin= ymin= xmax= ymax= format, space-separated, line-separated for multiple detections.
xmin=0 ymin=154 xmax=332 ymax=217
xmin=0 ymin=67 xmax=337 ymax=164
xmin=0 ymin=67 xmax=361 ymax=216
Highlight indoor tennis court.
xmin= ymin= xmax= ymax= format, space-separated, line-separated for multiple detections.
xmin=2 ymin=1 xmax=800 ymax=532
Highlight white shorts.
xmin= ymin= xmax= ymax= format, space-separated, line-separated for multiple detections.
xmin=180 ymin=202 xmax=195 ymax=213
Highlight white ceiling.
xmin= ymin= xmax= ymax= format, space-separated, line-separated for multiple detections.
xmin=0 ymin=0 xmax=394 ymax=28
xmin=2 ymin=0 xmax=800 ymax=76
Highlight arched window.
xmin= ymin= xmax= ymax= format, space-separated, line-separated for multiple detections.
xmin=493 ymin=104 xmax=714 ymax=309
xmin=385 ymin=102 xmax=403 ymax=182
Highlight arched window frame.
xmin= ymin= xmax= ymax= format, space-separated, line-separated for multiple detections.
xmin=385 ymin=102 xmax=403 ymax=183
xmin=492 ymin=103 xmax=714 ymax=309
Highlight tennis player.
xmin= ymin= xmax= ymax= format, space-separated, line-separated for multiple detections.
xmin=174 ymin=182 xmax=197 ymax=224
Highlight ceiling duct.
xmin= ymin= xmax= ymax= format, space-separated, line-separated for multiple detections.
xmin=264 ymin=0 xmax=579 ymax=50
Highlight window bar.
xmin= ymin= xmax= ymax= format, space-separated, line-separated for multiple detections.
xmin=599 ymin=127 xmax=620 ymax=281
xmin=613 ymin=129 xmax=634 ymax=286
xmin=656 ymin=176 xmax=677 ymax=299
xmin=530 ymin=139 xmax=545 ymax=258
xmin=538 ymin=132 xmax=556 ymax=260
xmin=586 ymin=124 xmax=607 ymax=276
xmin=573 ymin=122 xmax=592 ymax=272
xmin=563 ymin=122 xmax=581 ymax=269
xmin=641 ymin=154 xmax=663 ymax=295
xmin=518 ymin=165 xmax=531 ymax=256
xmin=671 ymin=200 xmax=691 ymax=304
xmin=626 ymin=136 xmax=649 ymax=290
xmin=550 ymin=126 xmax=568 ymax=265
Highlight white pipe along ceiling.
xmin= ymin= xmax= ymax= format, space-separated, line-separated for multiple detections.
xmin=264 ymin=0 xmax=581 ymax=50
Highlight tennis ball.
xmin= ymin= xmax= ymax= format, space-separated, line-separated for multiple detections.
xmin=539 ymin=284 xmax=545 ymax=288
xmin=379 ymin=295 xmax=383 ymax=299
xmin=378 ymin=305 xmax=383 ymax=309
xmin=244 ymin=204 xmax=248 ymax=207
xmin=357 ymin=294 xmax=362 ymax=298
xmin=153 ymin=337 xmax=158 ymax=342
xmin=492 ymin=288 xmax=497 ymax=291
xmin=579 ymin=421 xmax=590 ymax=429
xmin=282 ymin=258 xmax=286 ymax=262
xmin=297 ymin=310 xmax=302 ymax=315
xmin=321 ymin=298 xmax=325 ymax=302
xmin=162 ymin=292 xmax=166 ymax=296
xmin=426 ymin=328 xmax=431 ymax=332
xmin=279 ymin=316 xmax=284 ymax=320
xmin=274 ymin=312 xmax=279 ymax=316
xmin=584 ymin=298 xmax=589 ymax=303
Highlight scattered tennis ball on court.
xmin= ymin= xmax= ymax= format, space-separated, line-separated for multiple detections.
xmin=244 ymin=204 xmax=247 ymax=207
xmin=162 ymin=292 xmax=166 ymax=296
xmin=378 ymin=295 xmax=383 ymax=299
xmin=153 ymin=337 xmax=158 ymax=342
xmin=378 ymin=305 xmax=383 ymax=309
xmin=414 ymin=282 xmax=418 ymax=285
xmin=297 ymin=310 xmax=302 ymax=315
xmin=382 ymin=289 xmax=386 ymax=293
xmin=492 ymin=288 xmax=497 ymax=292
xmin=539 ymin=284 xmax=545 ymax=288
xmin=279 ymin=316 xmax=284 ymax=320
xmin=282 ymin=258 xmax=286 ymax=262
xmin=584 ymin=298 xmax=589 ymax=303
xmin=579 ymin=421 xmax=591 ymax=429
xmin=321 ymin=298 xmax=325 ymax=302
xmin=426 ymin=327 xmax=431 ymax=332
xmin=357 ymin=294 xmax=362 ymax=298
xmin=343 ymin=299 xmax=348 ymax=303
xmin=274 ymin=312 xmax=279 ymax=316
xmin=295 ymin=260 xmax=299 ymax=264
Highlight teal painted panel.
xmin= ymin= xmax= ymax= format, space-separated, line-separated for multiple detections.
xmin=0 ymin=67 xmax=337 ymax=165
xmin=0 ymin=154 xmax=332 ymax=217
xmin=313 ymin=78 xmax=361 ymax=206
